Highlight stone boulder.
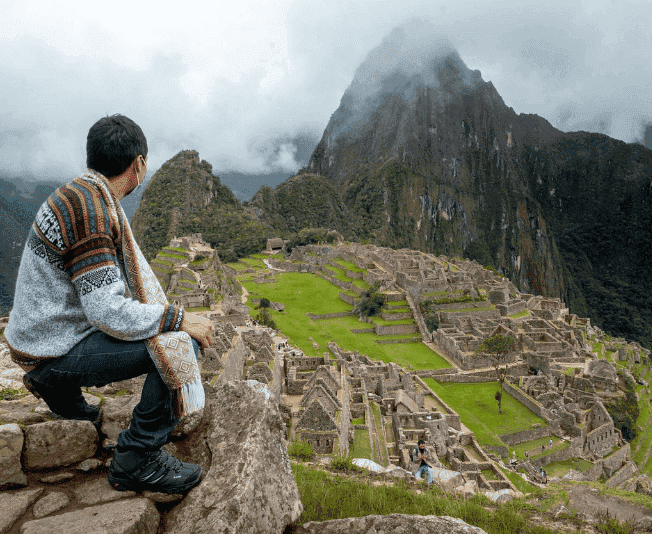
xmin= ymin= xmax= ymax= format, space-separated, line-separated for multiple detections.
xmin=163 ymin=380 xmax=302 ymax=534
xmin=482 ymin=489 xmax=518 ymax=503
xmin=20 ymin=498 xmax=159 ymax=534
xmin=0 ymin=423 xmax=27 ymax=487
xmin=429 ymin=467 xmax=465 ymax=491
xmin=23 ymin=420 xmax=98 ymax=470
xmin=635 ymin=474 xmax=652 ymax=497
xmin=100 ymin=395 xmax=140 ymax=443
xmin=291 ymin=514 xmax=488 ymax=533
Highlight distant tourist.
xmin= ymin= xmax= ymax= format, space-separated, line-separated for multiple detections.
xmin=542 ymin=444 xmax=545 ymax=452
xmin=525 ymin=451 xmax=529 ymax=459
xmin=4 ymin=115 xmax=213 ymax=495
xmin=549 ymin=438 xmax=553 ymax=447
xmin=410 ymin=439 xmax=435 ymax=485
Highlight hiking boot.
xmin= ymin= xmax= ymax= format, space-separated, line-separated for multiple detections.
xmin=108 ymin=448 xmax=202 ymax=494
xmin=23 ymin=374 xmax=100 ymax=423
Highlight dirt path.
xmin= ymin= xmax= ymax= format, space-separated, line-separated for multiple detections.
xmin=241 ymin=285 xmax=248 ymax=304
xmin=566 ymin=484 xmax=652 ymax=523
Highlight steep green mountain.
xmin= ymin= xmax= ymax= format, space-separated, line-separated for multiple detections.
xmin=249 ymin=43 xmax=652 ymax=348
xmin=131 ymin=150 xmax=273 ymax=263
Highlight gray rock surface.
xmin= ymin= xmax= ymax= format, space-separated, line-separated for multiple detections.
xmin=292 ymin=514 xmax=488 ymax=533
xmin=100 ymin=395 xmax=139 ymax=442
xmin=77 ymin=458 xmax=103 ymax=472
xmin=40 ymin=472 xmax=74 ymax=484
xmin=24 ymin=420 xmax=98 ymax=470
xmin=429 ymin=467 xmax=465 ymax=490
xmin=32 ymin=492 xmax=70 ymax=519
xmin=75 ymin=477 xmax=136 ymax=505
xmin=0 ymin=423 xmax=27 ymax=487
xmin=0 ymin=488 xmax=43 ymax=533
xmin=164 ymin=380 xmax=302 ymax=534
xmin=19 ymin=498 xmax=159 ymax=534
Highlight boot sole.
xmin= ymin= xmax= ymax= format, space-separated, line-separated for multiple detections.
xmin=108 ymin=469 xmax=202 ymax=494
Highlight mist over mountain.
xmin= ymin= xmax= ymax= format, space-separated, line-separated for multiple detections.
xmin=251 ymin=25 xmax=652 ymax=348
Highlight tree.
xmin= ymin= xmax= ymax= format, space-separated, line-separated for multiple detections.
xmin=258 ymin=297 xmax=271 ymax=309
xmin=354 ymin=281 xmax=384 ymax=317
xmin=256 ymin=307 xmax=276 ymax=330
xmin=475 ymin=334 xmax=516 ymax=413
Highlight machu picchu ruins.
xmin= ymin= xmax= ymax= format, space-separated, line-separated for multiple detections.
xmin=2 ymin=236 xmax=652 ymax=533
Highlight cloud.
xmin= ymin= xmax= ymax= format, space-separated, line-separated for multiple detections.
xmin=0 ymin=0 xmax=650 ymax=190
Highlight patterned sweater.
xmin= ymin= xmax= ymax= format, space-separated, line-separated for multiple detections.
xmin=5 ymin=172 xmax=184 ymax=371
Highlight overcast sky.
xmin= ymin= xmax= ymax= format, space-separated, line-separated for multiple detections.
xmin=1 ymin=0 xmax=650 ymax=198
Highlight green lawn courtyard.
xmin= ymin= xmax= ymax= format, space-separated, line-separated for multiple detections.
xmin=240 ymin=271 xmax=450 ymax=370
xmin=423 ymin=379 xmax=547 ymax=451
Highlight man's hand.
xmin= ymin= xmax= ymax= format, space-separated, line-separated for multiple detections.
xmin=180 ymin=312 xmax=214 ymax=349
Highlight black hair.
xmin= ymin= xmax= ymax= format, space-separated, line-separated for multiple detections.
xmin=86 ymin=114 xmax=148 ymax=178
xmin=417 ymin=439 xmax=425 ymax=445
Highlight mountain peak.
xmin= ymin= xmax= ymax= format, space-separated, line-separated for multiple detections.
xmin=326 ymin=23 xmax=483 ymax=143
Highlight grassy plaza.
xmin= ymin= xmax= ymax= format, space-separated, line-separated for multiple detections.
xmin=423 ymin=379 xmax=547 ymax=450
xmin=240 ymin=271 xmax=451 ymax=370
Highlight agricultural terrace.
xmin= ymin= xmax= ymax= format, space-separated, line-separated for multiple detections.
xmin=423 ymin=379 xmax=547 ymax=451
xmin=239 ymin=270 xmax=451 ymax=370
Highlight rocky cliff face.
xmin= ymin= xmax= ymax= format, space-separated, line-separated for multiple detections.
xmin=249 ymin=42 xmax=652 ymax=347
xmin=131 ymin=150 xmax=272 ymax=263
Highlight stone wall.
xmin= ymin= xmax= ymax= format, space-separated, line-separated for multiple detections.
xmin=212 ymin=314 xmax=247 ymax=328
xmin=606 ymin=461 xmax=639 ymax=488
xmin=339 ymin=292 xmax=356 ymax=306
xmin=602 ymin=443 xmax=630 ymax=477
xmin=500 ymin=425 xmax=551 ymax=446
xmin=531 ymin=443 xmax=574 ymax=468
xmin=306 ymin=312 xmax=351 ymax=319
xmin=585 ymin=423 xmax=620 ymax=457
xmin=502 ymin=382 xmax=552 ymax=422
xmin=374 ymin=337 xmax=421 ymax=344
xmin=413 ymin=376 xmax=461 ymax=431
xmin=217 ymin=336 xmax=248 ymax=385
xmin=339 ymin=371 xmax=351 ymax=456
xmin=375 ymin=323 xmax=417 ymax=336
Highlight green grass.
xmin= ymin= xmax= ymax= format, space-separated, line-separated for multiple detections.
xmin=424 ymin=380 xmax=546 ymax=449
xmin=351 ymin=417 xmax=365 ymax=425
xmin=511 ymin=436 xmax=564 ymax=460
xmin=186 ymin=306 xmax=211 ymax=312
xmin=631 ymin=384 xmax=652 ymax=472
xmin=159 ymin=252 xmax=187 ymax=260
xmin=370 ymin=401 xmax=388 ymax=466
xmin=240 ymin=257 xmax=266 ymax=269
xmin=509 ymin=310 xmax=530 ymax=319
xmin=352 ymin=429 xmax=372 ymax=459
xmin=382 ymin=306 xmax=410 ymax=314
xmin=226 ymin=262 xmax=249 ymax=270
xmin=496 ymin=465 xmax=539 ymax=494
xmin=251 ymin=254 xmax=269 ymax=259
xmin=333 ymin=258 xmax=366 ymax=273
xmin=292 ymin=464 xmax=557 ymax=533
xmin=545 ymin=458 xmax=594 ymax=478
xmin=242 ymin=273 xmax=450 ymax=370
xmin=385 ymin=299 xmax=409 ymax=306
xmin=167 ymin=246 xmax=187 ymax=252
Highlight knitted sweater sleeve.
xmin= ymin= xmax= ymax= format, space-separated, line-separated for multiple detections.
xmin=67 ymin=233 xmax=184 ymax=341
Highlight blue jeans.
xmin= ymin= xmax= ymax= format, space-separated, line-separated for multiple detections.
xmin=28 ymin=331 xmax=199 ymax=452
xmin=415 ymin=464 xmax=434 ymax=484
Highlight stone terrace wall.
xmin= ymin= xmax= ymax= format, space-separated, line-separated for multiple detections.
xmin=606 ymin=461 xmax=639 ymax=488
xmin=502 ymin=382 xmax=553 ymax=423
xmin=603 ymin=443 xmax=630 ymax=476
xmin=414 ymin=376 xmax=461 ymax=431
xmin=375 ymin=323 xmax=417 ymax=336
xmin=500 ymin=425 xmax=551 ymax=446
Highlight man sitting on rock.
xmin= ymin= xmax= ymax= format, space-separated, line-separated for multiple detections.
xmin=410 ymin=439 xmax=434 ymax=485
xmin=4 ymin=114 xmax=214 ymax=494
